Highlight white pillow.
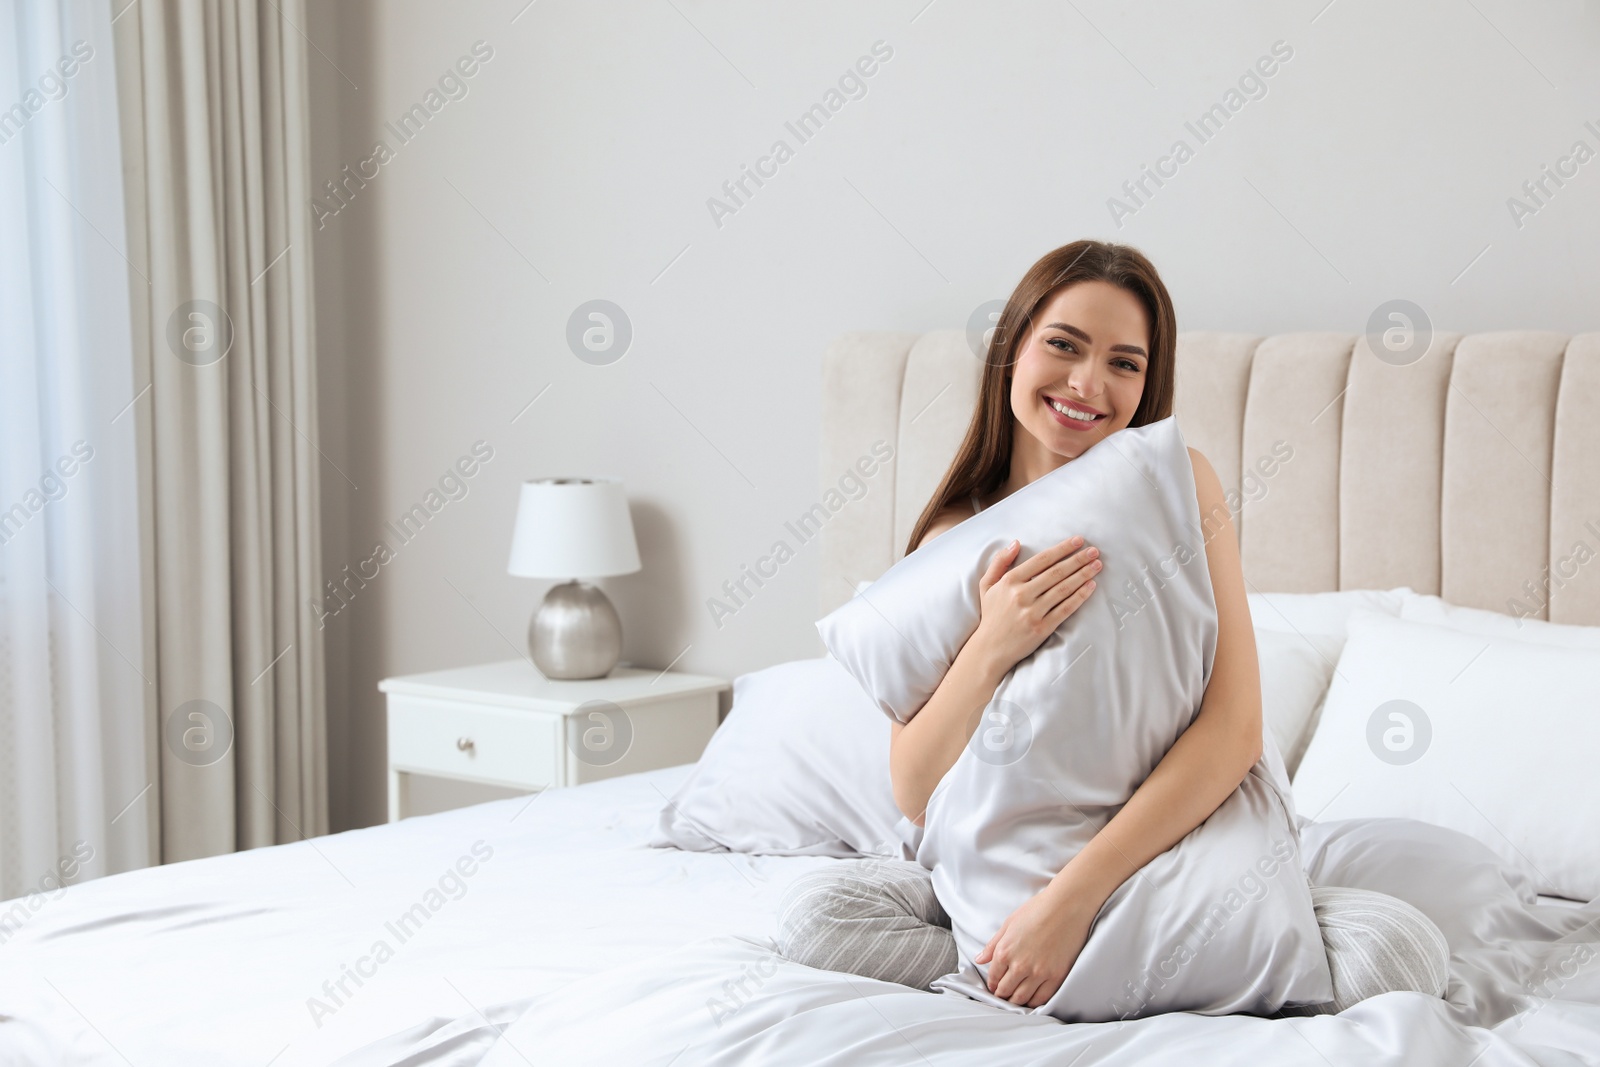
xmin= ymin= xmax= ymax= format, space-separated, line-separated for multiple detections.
xmin=1246 ymin=587 xmax=1410 ymax=779
xmin=1247 ymin=587 xmax=1411 ymax=643
xmin=1255 ymin=628 xmax=1344 ymax=778
xmin=1400 ymin=592 xmax=1600 ymax=650
xmin=1291 ymin=607 xmax=1600 ymax=902
xmin=817 ymin=416 xmax=1332 ymax=1021
xmin=649 ymin=656 xmax=912 ymax=859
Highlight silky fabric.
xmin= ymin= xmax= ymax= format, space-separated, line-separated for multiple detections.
xmin=817 ymin=416 xmax=1333 ymax=1021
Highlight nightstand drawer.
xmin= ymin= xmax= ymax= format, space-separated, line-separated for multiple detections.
xmin=387 ymin=694 xmax=561 ymax=788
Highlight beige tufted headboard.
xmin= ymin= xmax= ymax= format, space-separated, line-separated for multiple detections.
xmin=817 ymin=330 xmax=1600 ymax=627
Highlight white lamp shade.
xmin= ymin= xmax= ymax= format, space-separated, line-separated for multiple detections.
xmin=507 ymin=478 xmax=641 ymax=579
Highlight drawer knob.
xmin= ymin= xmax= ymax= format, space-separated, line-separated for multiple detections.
xmin=456 ymin=736 xmax=475 ymax=754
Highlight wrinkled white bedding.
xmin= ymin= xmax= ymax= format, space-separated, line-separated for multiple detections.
xmin=1 ymin=765 xmax=1597 ymax=1066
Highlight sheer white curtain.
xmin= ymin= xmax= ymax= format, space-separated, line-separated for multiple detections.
xmin=0 ymin=0 xmax=154 ymax=900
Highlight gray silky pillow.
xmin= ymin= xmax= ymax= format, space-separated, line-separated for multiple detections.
xmin=815 ymin=415 xmax=1333 ymax=1022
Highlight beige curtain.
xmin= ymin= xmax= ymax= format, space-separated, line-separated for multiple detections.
xmin=114 ymin=0 xmax=327 ymax=862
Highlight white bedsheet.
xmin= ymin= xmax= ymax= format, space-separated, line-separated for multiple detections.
xmin=1 ymin=765 xmax=1597 ymax=1066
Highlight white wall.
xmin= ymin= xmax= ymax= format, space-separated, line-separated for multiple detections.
xmin=306 ymin=0 xmax=1600 ymax=830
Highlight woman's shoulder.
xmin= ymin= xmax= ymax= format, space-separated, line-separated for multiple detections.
xmin=915 ymin=502 xmax=975 ymax=552
xmin=1185 ymin=446 xmax=1226 ymax=518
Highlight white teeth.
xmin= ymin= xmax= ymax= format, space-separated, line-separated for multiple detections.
xmin=1050 ymin=398 xmax=1101 ymax=422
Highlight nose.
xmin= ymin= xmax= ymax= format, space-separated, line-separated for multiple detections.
xmin=1062 ymin=362 xmax=1103 ymax=403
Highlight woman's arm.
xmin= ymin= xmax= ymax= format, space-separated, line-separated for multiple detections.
xmin=1043 ymin=446 xmax=1262 ymax=911
xmin=978 ymin=447 xmax=1264 ymax=1005
xmin=888 ymin=642 xmax=1008 ymax=827
xmin=889 ymin=513 xmax=1100 ymax=827
xmin=887 ymin=509 xmax=1008 ymax=826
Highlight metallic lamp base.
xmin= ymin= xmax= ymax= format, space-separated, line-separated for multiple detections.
xmin=530 ymin=580 xmax=622 ymax=680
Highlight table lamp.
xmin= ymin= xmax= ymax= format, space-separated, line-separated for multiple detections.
xmin=507 ymin=477 xmax=642 ymax=679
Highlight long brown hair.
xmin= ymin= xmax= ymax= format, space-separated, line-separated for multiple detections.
xmin=903 ymin=240 xmax=1178 ymax=557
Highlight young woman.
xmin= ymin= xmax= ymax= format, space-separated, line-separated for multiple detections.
xmin=890 ymin=239 xmax=1250 ymax=1009
xmin=778 ymin=240 xmax=1450 ymax=1015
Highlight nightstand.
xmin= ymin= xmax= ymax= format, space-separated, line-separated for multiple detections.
xmin=378 ymin=659 xmax=729 ymax=822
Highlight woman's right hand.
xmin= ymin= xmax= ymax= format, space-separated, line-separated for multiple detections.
xmin=970 ymin=535 xmax=1101 ymax=675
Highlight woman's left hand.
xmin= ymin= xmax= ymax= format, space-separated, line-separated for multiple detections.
xmin=974 ymin=884 xmax=1099 ymax=1008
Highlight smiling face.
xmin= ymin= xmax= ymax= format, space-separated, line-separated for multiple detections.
xmin=1004 ymin=280 xmax=1150 ymax=483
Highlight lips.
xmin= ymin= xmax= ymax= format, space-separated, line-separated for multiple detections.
xmin=1044 ymin=395 xmax=1107 ymax=431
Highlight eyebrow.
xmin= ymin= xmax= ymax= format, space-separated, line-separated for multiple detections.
xmin=1043 ymin=322 xmax=1148 ymax=359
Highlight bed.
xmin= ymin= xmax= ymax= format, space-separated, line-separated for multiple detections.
xmin=3 ymin=328 xmax=1599 ymax=1065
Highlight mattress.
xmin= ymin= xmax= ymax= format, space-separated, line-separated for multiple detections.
xmin=2 ymin=764 xmax=1597 ymax=1065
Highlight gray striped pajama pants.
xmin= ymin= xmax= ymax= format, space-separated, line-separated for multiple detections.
xmin=776 ymin=858 xmax=1450 ymax=1015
